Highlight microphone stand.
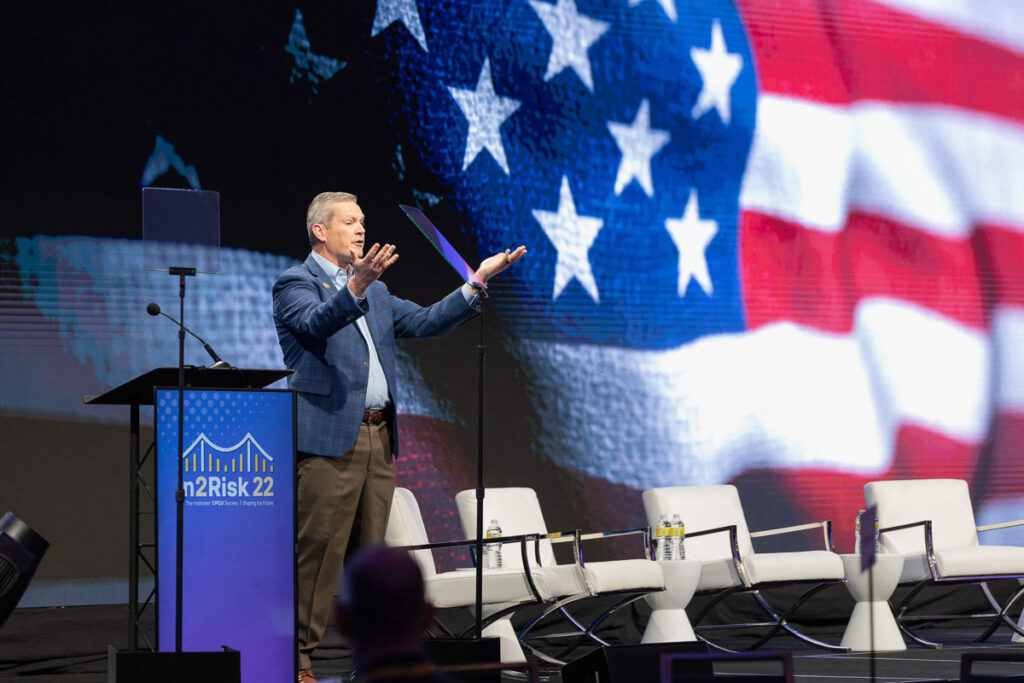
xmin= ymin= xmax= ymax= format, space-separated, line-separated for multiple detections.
xmin=474 ymin=299 xmax=486 ymax=639
xmin=168 ymin=266 xmax=195 ymax=653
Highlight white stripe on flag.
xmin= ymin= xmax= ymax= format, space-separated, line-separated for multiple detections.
xmin=854 ymin=298 xmax=990 ymax=442
xmin=519 ymin=323 xmax=886 ymax=490
xmin=991 ymin=305 xmax=1024 ymax=412
xmin=740 ymin=95 xmax=1024 ymax=236
xmin=875 ymin=0 xmax=1024 ymax=54
xmin=520 ymin=298 xmax=993 ymax=489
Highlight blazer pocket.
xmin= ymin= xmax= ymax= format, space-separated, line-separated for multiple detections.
xmin=290 ymin=375 xmax=330 ymax=396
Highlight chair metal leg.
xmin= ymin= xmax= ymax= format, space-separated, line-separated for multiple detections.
xmin=748 ymin=586 xmax=847 ymax=651
xmin=690 ymin=585 xmax=746 ymax=630
xmin=693 ymin=584 xmax=844 ymax=652
xmin=556 ymin=604 xmax=593 ymax=636
xmin=694 ymin=632 xmax=739 ymax=653
xmin=893 ymin=580 xmax=942 ymax=648
xmin=976 ymin=582 xmax=1024 ymax=642
xmin=517 ymin=593 xmax=592 ymax=642
xmin=551 ymin=594 xmax=649 ymax=662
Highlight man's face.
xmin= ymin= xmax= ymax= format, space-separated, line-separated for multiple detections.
xmin=317 ymin=200 xmax=365 ymax=266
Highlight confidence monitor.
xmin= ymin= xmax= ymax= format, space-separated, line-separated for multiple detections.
xmin=399 ymin=204 xmax=486 ymax=289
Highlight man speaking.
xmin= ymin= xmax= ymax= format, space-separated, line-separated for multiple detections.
xmin=272 ymin=191 xmax=525 ymax=683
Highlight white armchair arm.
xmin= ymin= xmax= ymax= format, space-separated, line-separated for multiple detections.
xmin=977 ymin=519 xmax=1024 ymax=533
xmin=750 ymin=520 xmax=835 ymax=551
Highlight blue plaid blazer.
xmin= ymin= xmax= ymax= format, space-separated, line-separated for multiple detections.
xmin=272 ymin=254 xmax=477 ymax=458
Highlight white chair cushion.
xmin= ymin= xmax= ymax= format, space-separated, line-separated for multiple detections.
xmin=642 ymin=486 xmax=756 ymax=560
xmin=865 ymin=479 xmax=980 ymax=554
xmin=744 ymin=551 xmax=845 ymax=585
xmin=696 ymin=551 xmax=844 ymax=590
xmin=425 ymin=567 xmax=561 ymax=609
xmin=895 ymin=545 xmax=1024 ymax=582
xmin=550 ymin=559 xmax=664 ymax=596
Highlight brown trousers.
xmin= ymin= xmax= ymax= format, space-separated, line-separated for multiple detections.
xmin=295 ymin=421 xmax=394 ymax=670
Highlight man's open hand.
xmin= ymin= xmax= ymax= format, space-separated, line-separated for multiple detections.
xmin=475 ymin=245 xmax=527 ymax=284
xmin=348 ymin=243 xmax=399 ymax=298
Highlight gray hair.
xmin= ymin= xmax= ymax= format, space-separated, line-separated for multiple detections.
xmin=306 ymin=191 xmax=358 ymax=247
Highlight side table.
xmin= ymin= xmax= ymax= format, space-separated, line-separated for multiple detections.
xmin=840 ymin=553 xmax=906 ymax=651
xmin=642 ymin=559 xmax=703 ymax=643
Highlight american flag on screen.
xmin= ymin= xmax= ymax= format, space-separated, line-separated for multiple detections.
xmin=366 ymin=0 xmax=1024 ymax=548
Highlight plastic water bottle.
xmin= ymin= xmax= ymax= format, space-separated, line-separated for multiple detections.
xmin=655 ymin=515 xmax=674 ymax=561
xmin=672 ymin=514 xmax=685 ymax=560
xmin=485 ymin=519 xmax=503 ymax=569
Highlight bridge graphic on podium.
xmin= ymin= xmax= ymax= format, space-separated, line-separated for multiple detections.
xmin=181 ymin=433 xmax=275 ymax=474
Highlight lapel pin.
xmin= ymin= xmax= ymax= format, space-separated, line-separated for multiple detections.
xmin=322 ymin=282 xmax=331 ymax=289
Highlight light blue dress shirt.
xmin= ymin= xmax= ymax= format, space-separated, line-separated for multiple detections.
xmin=310 ymin=251 xmax=390 ymax=410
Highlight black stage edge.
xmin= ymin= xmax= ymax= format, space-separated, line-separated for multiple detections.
xmin=425 ymin=637 xmax=500 ymax=683
xmin=5 ymin=604 xmax=1024 ymax=682
xmin=106 ymin=646 xmax=239 ymax=683
xmin=562 ymin=641 xmax=712 ymax=683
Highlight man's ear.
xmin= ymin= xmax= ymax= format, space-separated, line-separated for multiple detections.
xmin=311 ymin=223 xmax=327 ymax=243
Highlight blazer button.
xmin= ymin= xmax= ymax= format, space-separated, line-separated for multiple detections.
xmin=363 ymin=361 xmax=369 ymax=367
xmin=359 ymin=393 xmax=365 ymax=399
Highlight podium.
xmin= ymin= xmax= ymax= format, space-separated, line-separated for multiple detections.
xmin=153 ymin=385 xmax=295 ymax=683
xmin=85 ymin=367 xmax=291 ymax=653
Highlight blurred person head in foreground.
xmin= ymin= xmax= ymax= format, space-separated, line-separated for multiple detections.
xmin=334 ymin=544 xmax=448 ymax=682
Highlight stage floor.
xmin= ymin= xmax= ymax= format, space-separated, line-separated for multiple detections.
xmin=2 ymin=603 xmax=1023 ymax=682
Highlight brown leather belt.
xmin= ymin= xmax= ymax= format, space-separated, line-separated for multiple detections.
xmin=361 ymin=409 xmax=386 ymax=425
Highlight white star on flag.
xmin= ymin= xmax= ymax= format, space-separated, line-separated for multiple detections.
xmin=529 ymin=0 xmax=609 ymax=91
xmin=448 ymin=58 xmax=522 ymax=175
xmin=690 ymin=19 xmax=743 ymax=124
xmin=607 ymin=99 xmax=671 ymax=197
xmin=372 ymin=0 xmax=429 ymax=52
xmin=533 ymin=176 xmax=604 ymax=302
xmin=628 ymin=0 xmax=678 ymax=23
xmin=665 ymin=189 xmax=718 ymax=296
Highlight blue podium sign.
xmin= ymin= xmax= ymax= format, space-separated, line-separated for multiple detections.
xmin=155 ymin=388 xmax=295 ymax=683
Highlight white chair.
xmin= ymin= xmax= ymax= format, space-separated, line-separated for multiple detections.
xmin=642 ymin=485 xmax=846 ymax=651
xmin=865 ymin=478 xmax=1024 ymax=646
xmin=385 ymin=487 xmax=561 ymax=662
xmin=454 ymin=487 xmax=664 ymax=664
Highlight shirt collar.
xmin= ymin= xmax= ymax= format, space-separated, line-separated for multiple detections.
xmin=309 ymin=251 xmax=352 ymax=285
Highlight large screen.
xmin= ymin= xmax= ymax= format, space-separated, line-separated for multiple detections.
xmin=3 ymin=0 xmax=1023 ymax=602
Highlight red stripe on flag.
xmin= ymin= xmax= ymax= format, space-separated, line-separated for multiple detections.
xmin=741 ymin=210 xmax=987 ymax=332
xmin=734 ymin=0 xmax=852 ymax=104
xmin=976 ymin=412 xmax=1024 ymax=501
xmin=736 ymin=0 xmax=1024 ymax=123
xmin=887 ymin=422 xmax=981 ymax=483
xmin=974 ymin=225 xmax=1024 ymax=310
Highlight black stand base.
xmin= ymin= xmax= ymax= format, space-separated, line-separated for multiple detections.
xmin=425 ymin=636 xmax=500 ymax=682
xmin=107 ymin=646 xmax=240 ymax=683
xmin=562 ymin=642 xmax=711 ymax=683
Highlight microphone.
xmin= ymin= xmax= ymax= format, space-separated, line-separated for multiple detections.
xmin=146 ymin=303 xmax=231 ymax=368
